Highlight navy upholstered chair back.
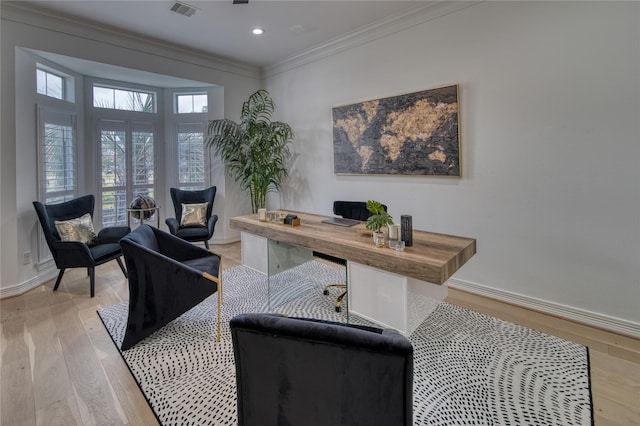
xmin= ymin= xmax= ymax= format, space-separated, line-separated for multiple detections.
xmin=165 ymin=186 xmax=218 ymax=249
xmin=119 ymin=225 xmax=222 ymax=350
xmin=230 ymin=313 xmax=413 ymax=426
xmin=34 ymin=194 xmax=94 ymax=247
xmin=333 ymin=200 xmax=376 ymax=221
xmin=169 ymin=186 xmax=216 ymax=224
xmin=32 ymin=194 xmax=129 ymax=297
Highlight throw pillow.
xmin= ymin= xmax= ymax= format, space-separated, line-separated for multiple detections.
xmin=180 ymin=203 xmax=208 ymax=227
xmin=55 ymin=213 xmax=98 ymax=245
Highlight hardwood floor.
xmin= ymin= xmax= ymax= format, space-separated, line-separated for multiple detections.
xmin=1 ymin=241 xmax=638 ymax=425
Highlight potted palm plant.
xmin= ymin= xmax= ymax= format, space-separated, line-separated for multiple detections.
xmin=365 ymin=200 xmax=394 ymax=248
xmin=206 ymin=90 xmax=294 ymax=213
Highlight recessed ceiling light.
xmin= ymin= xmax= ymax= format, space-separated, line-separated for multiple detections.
xmin=252 ymin=28 xmax=264 ymax=35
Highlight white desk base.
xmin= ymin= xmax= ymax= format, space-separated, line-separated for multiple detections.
xmin=348 ymin=262 xmax=447 ymax=335
xmin=240 ymin=231 xmax=447 ymax=335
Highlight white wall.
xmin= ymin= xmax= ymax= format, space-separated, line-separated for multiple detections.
xmin=264 ymin=1 xmax=640 ymax=332
xmin=1 ymin=4 xmax=259 ymax=296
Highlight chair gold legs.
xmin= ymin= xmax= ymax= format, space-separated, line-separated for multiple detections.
xmin=323 ymin=283 xmax=347 ymax=312
xmin=203 ymin=255 xmax=223 ymax=342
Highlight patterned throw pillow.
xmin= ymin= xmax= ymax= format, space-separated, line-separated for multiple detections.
xmin=55 ymin=213 xmax=98 ymax=245
xmin=180 ymin=203 xmax=208 ymax=227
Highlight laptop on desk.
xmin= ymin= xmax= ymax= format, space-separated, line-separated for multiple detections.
xmin=321 ymin=217 xmax=360 ymax=227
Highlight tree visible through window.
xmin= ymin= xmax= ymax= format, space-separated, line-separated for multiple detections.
xmin=94 ymin=85 xmax=156 ymax=112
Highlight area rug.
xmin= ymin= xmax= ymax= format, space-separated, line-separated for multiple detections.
xmin=98 ymin=261 xmax=593 ymax=425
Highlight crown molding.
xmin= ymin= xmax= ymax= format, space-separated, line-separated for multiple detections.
xmin=263 ymin=1 xmax=484 ymax=79
xmin=1 ymin=2 xmax=261 ymax=80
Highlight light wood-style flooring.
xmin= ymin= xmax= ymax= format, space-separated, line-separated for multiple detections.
xmin=1 ymin=241 xmax=638 ymax=425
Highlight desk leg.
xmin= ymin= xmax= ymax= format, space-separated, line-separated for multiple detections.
xmin=347 ymin=262 xmax=447 ymax=335
xmin=240 ymin=232 xmax=268 ymax=274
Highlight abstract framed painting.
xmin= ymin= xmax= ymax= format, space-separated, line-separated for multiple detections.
xmin=332 ymin=84 xmax=460 ymax=176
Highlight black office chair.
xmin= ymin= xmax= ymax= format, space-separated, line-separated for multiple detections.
xmin=165 ymin=186 xmax=218 ymax=249
xmin=119 ymin=225 xmax=222 ymax=350
xmin=230 ymin=313 xmax=413 ymax=426
xmin=315 ymin=201 xmax=386 ymax=311
xmin=33 ymin=194 xmax=130 ymax=297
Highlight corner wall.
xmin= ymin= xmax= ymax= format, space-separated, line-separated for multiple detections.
xmin=264 ymin=1 xmax=640 ymax=334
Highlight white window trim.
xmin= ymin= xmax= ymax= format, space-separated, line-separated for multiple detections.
xmin=36 ymin=62 xmax=75 ymax=103
xmin=36 ymin=105 xmax=78 ymax=265
xmin=89 ymin=78 xmax=163 ymax=228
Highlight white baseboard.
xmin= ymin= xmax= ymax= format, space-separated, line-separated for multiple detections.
xmin=210 ymin=236 xmax=240 ymax=245
xmin=0 ymin=268 xmax=58 ymax=299
xmin=0 ymin=237 xmax=239 ymax=300
xmin=448 ymin=278 xmax=640 ymax=339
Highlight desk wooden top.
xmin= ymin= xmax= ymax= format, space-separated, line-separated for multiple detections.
xmin=230 ymin=211 xmax=476 ymax=285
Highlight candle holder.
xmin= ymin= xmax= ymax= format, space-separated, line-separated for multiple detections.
xmin=401 ymin=215 xmax=413 ymax=247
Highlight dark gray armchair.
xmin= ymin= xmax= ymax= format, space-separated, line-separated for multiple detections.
xmin=165 ymin=186 xmax=218 ymax=249
xmin=33 ymin=194 xmax=130 ymax=297
xmin=119 ymin=225 xmax=222 ymax=351
xmin=230 ymin=313 xmax=413 ymax=426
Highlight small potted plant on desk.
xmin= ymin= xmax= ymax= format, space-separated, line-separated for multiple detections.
xmin=365 ymin=200 xmax=394 ymax=248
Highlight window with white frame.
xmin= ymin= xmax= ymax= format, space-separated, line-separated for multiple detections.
xmin=98 ymin=119 xmax=156 ymax=227
xmin=92 ymin=79 xmax=159 ymax=228
xmin=93 ymin=84 xmax=156 ymax=113
xmin=36 ymin=63 xmax=75 ymax=102
xmin=37 ymin=67 xmax=64 ymax=100
xmin=176 ymin=93 xmax=208 ymax=113
xmin=177 ymin=122 xmax=206 ymax=190
xmin=37 ymin=107 xmax=77 ymax=263
xmin=37 ymin=107 xmax=77 ymax=204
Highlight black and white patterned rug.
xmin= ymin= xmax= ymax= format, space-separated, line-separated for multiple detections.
xmin=98 ymin=261 xmax=593 ymax=425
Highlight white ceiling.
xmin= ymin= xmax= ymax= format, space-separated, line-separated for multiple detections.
xmin=25 ymin=0 xmax=428 ymax=68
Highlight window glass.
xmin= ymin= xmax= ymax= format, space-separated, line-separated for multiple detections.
xmin=193 ymin=94 xmax=208 ymax=113
xmin=176 ymin=93 xmax=208 ymax=113
xmin=93 ymin=85 xmax=156 ymax=112
xmin=43 ymin=122 xmax=75 ymax=203
xmin=177 ymin=123 xmax=205 ymax=189
xmin=37 ymin=68 xmax=64 ymax=100
xmin=99 ymin=120 xmax=156 ymax=227
xmin=94 ymin=86 xmax=114 ymax=109
xmin=100 ymin=122 xmax=127 ymax=226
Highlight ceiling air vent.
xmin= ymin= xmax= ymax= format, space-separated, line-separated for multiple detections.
xmin=170 ymin=2 xmax=198 ymax=17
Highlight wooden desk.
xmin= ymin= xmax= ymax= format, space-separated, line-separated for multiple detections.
xmin=231 ymin=211 xmax=476 ymax=333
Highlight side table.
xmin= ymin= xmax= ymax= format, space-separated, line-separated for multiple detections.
xmin=126 ymin=206 xmax=160 ymax=228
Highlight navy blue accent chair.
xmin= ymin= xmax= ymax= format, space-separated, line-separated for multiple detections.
xmin=33 ymin=194 xmax=130 ymax=297
xmin=119 ymin=225 xmax=222 ymax=351
xmin=165 ymin=186 xmax=218 ymax=249
xmin=230 ymin=313 xmax=413 ymax=426
xmin=165 ymin=186 xmax=218 ymax=248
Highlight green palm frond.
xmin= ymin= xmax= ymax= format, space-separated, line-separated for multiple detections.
xmin=206 ymin=90 xmax=295 ymax=213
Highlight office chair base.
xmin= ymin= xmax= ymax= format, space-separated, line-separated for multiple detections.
xmin=335 ymin=290 xmax=347 ymax=312
xmin=323 ymin=283 xmax=347 ymax=312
